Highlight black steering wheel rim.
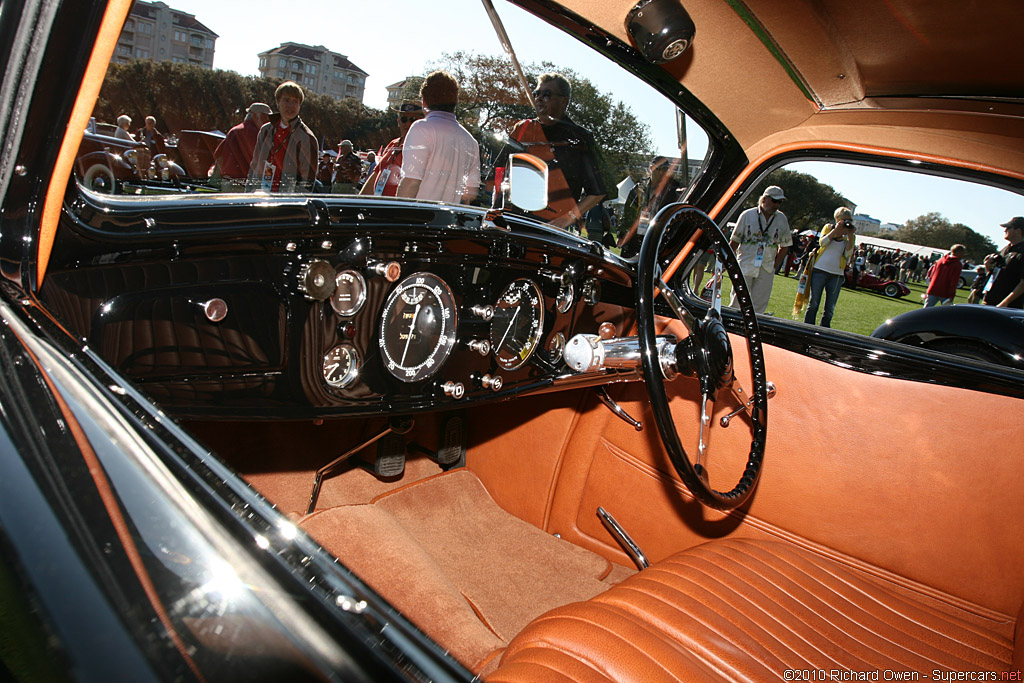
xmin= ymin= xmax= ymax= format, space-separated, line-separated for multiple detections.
xmin=635 ymin=204 xmax=769 ymax=511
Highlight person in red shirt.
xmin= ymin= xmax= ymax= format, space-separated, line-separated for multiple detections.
xmin=924 ymin=244 xmax=965 ymax=307
xmin=361 ymin=101 xmax=423 ymax=196
xmin=213 ymin=102 xmax=271 ymax=191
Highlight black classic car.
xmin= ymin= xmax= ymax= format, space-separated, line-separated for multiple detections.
xmin=872 ymin=304 xmax=1024 ymax=370
xmin=1 ymin=0 xmax=1023 ymax=681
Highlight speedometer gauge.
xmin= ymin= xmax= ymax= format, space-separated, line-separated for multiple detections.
xmin=490 ymin=279 xmax=544 ymax=370
xmin=379 ymin=273 xmax=458 ymax=382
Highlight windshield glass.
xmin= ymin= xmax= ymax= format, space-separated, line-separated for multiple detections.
xmin=81 ymin=0 xmax=709 ymax=251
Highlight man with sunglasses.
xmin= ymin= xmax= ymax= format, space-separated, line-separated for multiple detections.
xmin=502 ymin=73 xmax=606 ymax=231
xmin=361 ymin=101 xmax=423 ymax=196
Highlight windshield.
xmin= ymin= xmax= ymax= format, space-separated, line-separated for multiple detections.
xmin=81 ymin=0 xmax=709 ymax=252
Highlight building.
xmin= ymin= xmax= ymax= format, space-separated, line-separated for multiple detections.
xmin=386 ymin=77 xmax=425 ymax=108
xmin=852 ymin=213 xmax=883 ymax=236
xmin=114 ymin=1 xmax=217 ymax=69
xmin=258 ymin=43 xmax=368 ymax=103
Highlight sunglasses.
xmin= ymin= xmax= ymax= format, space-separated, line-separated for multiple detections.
xmin=400 ymin=115 xmax=422 ymax=123
xmin=532 ymin=88 xmax=560 ymax=100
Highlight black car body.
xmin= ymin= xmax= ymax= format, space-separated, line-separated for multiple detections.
xmin=872 ymin=304 xmax=1024 ymax=369
xmin=1 ymin=0 xmax=1023 ymax=681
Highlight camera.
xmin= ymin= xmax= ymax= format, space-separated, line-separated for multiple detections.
xmin=838 ymin=219 xmax=854 ymax=230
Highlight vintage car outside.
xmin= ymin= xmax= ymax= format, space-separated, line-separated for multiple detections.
xmin=1 ymin=0 xmax=1022 ymax=682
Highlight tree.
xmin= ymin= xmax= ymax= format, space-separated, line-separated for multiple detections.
xmin=738 ymin=168 xmax=852 ymax=233
xmin=93 ymin=61 xmax=393 ymax=153
xmin=893 ymin=212 xmax=997 ymax=262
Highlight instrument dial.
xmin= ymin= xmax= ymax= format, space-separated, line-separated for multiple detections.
xmin=490 ymin=279 xmax=544 ymax=371
xmin=379 ymin=272 xmax=458 ymax=383
xmin=323 ymin=344 xmax=360 ymax=388
xmin=331 ymin=269 xmax=367 ymax=317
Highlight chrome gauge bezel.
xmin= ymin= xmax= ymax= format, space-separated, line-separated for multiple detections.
xmin=490 ymin=279 xmax=545 ymax=371
xmin=322 ymin=344 xmax=360 ymax=388
xmin=556 ymin=281 xmax=574 ymax=313
xmin=379 ymin=272 xmax=458 ymax=383
xmin=330 ymin=269 xmax=367 ymax=317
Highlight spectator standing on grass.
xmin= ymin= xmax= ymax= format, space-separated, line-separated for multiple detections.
xmin=728 ymin=185 xmax=792 ymax=314
xmin=968 ymin=253 xmax=1001 ymax=304
xmin=982 ymin=216 xmax=1024 ymax=308
xmin=923 ymin=244 xmax=965 ymax=307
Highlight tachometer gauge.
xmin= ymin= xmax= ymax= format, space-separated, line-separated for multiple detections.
xmin=490 ymin=279 xmax=544 ymax=370
xmin=379 ymin=273 xmax=458 ymax=382
xmin=330 ymin=269 xmax=367 ymax=317
xmin=323 ymin=344 xmax=360 ymax=388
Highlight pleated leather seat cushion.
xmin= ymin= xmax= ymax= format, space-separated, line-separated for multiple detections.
xmin=488 ymin=538 xmax=1015 ymax=682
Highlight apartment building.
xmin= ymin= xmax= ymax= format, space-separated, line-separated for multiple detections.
xmin=258 ymin=43 xmax=368 ymax=103
xmin=114 ymin=1 xmax=217 ymax=69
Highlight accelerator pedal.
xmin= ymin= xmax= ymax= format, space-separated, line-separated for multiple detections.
xmin=437 ymin=415 xmax=466 ymax=470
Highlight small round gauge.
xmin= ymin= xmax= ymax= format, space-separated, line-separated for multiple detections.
xmin=490 ymin=279 xmax=544 ymax=371
xmin=556 ymin=282 xmax=574 ymax=313
xmin=379 ymin=272 xmax=458 ymax=383
xmin=323 ymin=344 xmax=360 ymax=388
xmin=331 ymin=269 xmax=367 ymax=317
xmin=546 ymin=332 xmax=566 ymax=364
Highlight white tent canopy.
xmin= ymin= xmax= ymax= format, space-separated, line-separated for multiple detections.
xmin=852 ymin=235 xmax=946 ymax=259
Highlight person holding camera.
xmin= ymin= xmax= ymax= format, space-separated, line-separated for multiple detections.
xmin=796 ymin=207 xmax=857 ymax=327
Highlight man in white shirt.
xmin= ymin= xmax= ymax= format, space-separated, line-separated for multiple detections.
xmin=728 ymin=185 xmax=792 ymax=314
xmin=398 ymin=70 xmax=480 ymax=205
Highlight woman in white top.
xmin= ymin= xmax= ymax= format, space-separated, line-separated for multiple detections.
xmin=803 ymin=207 xmax=857 ymax=327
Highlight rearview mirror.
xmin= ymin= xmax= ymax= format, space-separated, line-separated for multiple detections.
xmin=507 ymin=153 xmax=549 ymax=212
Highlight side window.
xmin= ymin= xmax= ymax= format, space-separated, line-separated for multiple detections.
xmin=700 ymin=160 xmax=1019 ymax=365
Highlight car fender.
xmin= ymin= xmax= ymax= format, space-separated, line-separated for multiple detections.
xmin=871 ymin=304 xmax=1024 ymax=366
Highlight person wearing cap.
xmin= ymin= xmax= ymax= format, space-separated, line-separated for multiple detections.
xmin=247 ymin=81 xmax=318 ymax=193
xmin=797 ymin=206 xmax=857 ymax=326
xmin=982 ymin=216 xmax=1024 ymax=308
xmin=214 ymin=102 xmax=272 ymax=191
xmin=397 ymin=70 xmax=480 ymax=204
xmin=361 ymin=101 xmax=424 ymax=196
xmin=331 ymin=139 xmax=362 ymax=194
xmin=728 ymin=185 xmax=792 ymax=314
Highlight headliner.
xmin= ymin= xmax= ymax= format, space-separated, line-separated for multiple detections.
xmin=557 ymin=0 xmax=1024 ymax=179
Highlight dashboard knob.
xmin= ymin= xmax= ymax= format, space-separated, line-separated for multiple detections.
xmin=298 ymin=260 xmax=336 ymax=301
xmin=199 ymin=298 xmax=228 ymax=323
xmin=372 ymin=261 xmax=402 ymax=282
xmin=467 ymin=339 xmax=491 ymax=356
xmin=480 ymin=374 xmax=503 ymax=392
xmin=441 ymin=381 xmax=465 ymax=400
xmin=470 ymin=304 xmax=494 ymax=321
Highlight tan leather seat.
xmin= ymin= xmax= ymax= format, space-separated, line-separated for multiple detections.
xmin=488 ymin=538 xmax=1016 ymax=682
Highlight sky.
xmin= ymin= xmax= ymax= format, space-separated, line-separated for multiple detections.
xmin=165 ymin=0 xmax=1019 ymax=247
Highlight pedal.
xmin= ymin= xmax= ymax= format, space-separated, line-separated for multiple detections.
xmin=373 ymin=433 xmax=406 ymax=478
xmin=437 ymin=415 xmax=466 ymax=469
xmin=597 ymin=507 xmax=649 ymax=570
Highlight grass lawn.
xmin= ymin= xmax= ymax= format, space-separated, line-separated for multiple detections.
xmin=713 ymin=273 xmax=970 ymax=337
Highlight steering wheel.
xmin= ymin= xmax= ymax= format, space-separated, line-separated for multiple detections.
xmin=635 ymin=204 xmax=768 ymax=511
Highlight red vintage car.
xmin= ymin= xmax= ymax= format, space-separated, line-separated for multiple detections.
xmin=846 ymin=268 xmax=912 ymax=298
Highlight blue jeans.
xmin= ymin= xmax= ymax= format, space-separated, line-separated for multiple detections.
xmin=803 ymin=269 xmax=845 ymax=327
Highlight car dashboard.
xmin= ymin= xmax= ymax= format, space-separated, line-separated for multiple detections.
xmin=41 ymin=191 xmax=641 ymax=419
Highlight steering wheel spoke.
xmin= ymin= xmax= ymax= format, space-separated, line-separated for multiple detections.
xmin=636 ymin=204 xmax=769 ymax=511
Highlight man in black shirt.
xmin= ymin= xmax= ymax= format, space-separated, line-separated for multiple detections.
xmin=983 ymin=216 xmax=1024 ymax=308
xmin=501 ymin=73 xmax=606 ymax=232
